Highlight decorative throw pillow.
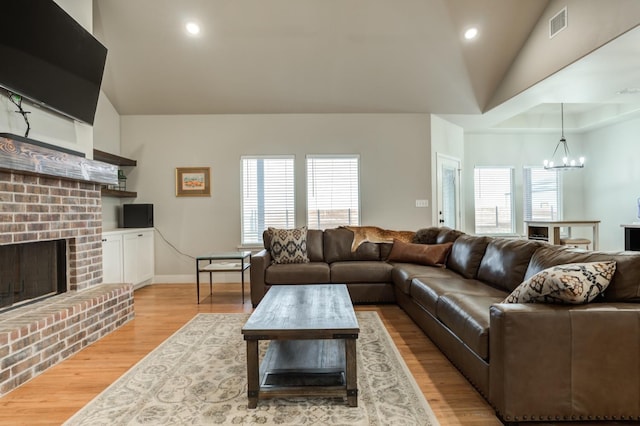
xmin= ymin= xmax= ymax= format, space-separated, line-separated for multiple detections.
xmin=503 ymin=261 xmax=616 ymax=304
xmin=268 ymin=226 xmax=310 ymax=264
xmin=387 ymin=239 xmax=453 ymax=267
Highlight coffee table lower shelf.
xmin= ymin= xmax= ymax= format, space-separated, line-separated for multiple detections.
xmin=248 ymin=339 xmax=357 ymax=407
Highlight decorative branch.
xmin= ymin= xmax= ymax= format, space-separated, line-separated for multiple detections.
xmin=7 ymin=91 xmax=31 ymax=138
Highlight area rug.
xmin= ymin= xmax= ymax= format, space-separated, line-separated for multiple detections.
xmin=64 ymin=311 xmax=439 ymax=425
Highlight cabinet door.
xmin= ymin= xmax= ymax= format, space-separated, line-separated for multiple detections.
xmin=102 ymin=234 xmax=123 ymax=283
xmin=137 ymin=231 xmax=155 ymax=282
xmin=123 ymin=233 xmax=139 ymax=284
xmin=123 ymin=230 xmax=155 ymax=285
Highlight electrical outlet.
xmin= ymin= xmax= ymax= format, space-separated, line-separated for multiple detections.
xmin=415 ymin=199 xmax=428 ymax=208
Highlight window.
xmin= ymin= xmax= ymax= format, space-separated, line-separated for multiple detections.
xmin=474 ymin=167 xmax=514 ymax=235
xmin=307 ymin=155 xmax=360 ymax=229
xmin=241 ymin=156 xmax=294 ymax=244
xmin=524 ymin=167 xmax=561 ymax=221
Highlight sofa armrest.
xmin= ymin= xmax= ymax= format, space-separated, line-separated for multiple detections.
xmin=250 ymin=249 xmax=271 ymax=307
xmin=490 ymin=302 xmax=640 ymax=423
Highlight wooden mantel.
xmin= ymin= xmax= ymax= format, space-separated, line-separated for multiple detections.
xmin=0 ymin=134 xmax=117 ymax=185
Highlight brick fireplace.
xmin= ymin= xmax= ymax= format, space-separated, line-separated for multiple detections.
xmin=0 ymin=135 xmax=135 ymax=396
xmin=0 ymin=171 xmax=103 ymax=290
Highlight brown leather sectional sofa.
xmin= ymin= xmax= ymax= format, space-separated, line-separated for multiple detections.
xmin=250 ymin=226 xmax=640 ymax=423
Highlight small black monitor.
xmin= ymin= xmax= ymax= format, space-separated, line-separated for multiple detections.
xmin=123 ymin=204 xmax=154 ymax=229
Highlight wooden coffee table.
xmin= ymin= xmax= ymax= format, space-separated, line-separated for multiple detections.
xmin=241 ymin=284 xmax=359 ymax=408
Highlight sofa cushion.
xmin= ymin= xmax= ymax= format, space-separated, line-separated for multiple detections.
xmin=525 ymin=245 xmax=640 ymax=302
xmin=411 ymin=276 xmax=507 ymax=315
xmin=476 ymin=239 xmax=541 ymax=292
xmin=324 ymin=228 xmax=380 ymax=263
xmin=265 ymin=262 xmax=330 ymax=284
xmin=379 ymin=242 xmax=393 ymax=260
xmin=505 ymin=261 xmax=616 ymax=304
xmin=391 ymin=263 xmax=458 ymax=294
xmin=306 ymin=229 xmax=324 ymax=262
xmin=436 ymin=227 xmax=465 ymax=244
xmin=330 ymin=261 xmax=393 ymax=283
xmin=267 ymin=227 xmax=309 ymax=264
xmin=436 ymin=293 xmax=503 ymax=360
xmin=447 ymin=235 xmax=490 ymax=279
xmin=387 ymin=240 xmax=453 ymax=267
xmin=412 ymin=227 xmax=441 ymax=244
xmin=263 ymin=229 xmax=323 ymax=262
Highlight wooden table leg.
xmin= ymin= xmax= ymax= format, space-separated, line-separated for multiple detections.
xmin=345 ymin=338 xmax=358 ymax=407
xmin=246 ymin=338 xmax=259 ymax=408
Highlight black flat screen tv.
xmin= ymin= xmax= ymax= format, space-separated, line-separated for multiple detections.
xmin=0 ymin=0 xmax=108 ymax=125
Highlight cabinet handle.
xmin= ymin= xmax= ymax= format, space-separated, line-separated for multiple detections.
xmin=138 ymin=234 xmax=143 ymax=237
xmin=102 ymin=238 xmax=107 ymax=242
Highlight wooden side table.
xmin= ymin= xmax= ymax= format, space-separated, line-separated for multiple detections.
xmin=195 ymin=251 xmax=251 ymax=304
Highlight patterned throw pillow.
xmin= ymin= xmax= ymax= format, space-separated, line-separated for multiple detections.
xmin=268 ymin=227 xmax=310 ymax=264
xmin=503 ymin=261 xmax=616 ymax=304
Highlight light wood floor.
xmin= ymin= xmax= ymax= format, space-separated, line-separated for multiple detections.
xmin=0 ymin=283 xmax=502 ymax=425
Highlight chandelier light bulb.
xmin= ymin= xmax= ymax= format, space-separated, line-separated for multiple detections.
xmin=562 ymin=156 xmax=568 ymax=165
xmin=579 ymin=157 xmax=585 ymax=164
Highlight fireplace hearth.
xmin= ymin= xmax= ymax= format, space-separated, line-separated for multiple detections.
xmin=0 ymin=135 xmax=134 ymax=397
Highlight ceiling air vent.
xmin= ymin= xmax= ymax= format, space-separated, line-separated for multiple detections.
xmin=549 ymin=7 xmax=567 ymax=38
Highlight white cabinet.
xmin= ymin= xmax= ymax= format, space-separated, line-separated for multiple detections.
xmin=103 ymin=228 xmax=154 ymax=287
xmin=102 ymin=233 xmax=123 ymax=283
xmin=123 ymin=230 xmax=154 ymax=285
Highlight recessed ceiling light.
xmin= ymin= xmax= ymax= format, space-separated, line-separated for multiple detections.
xmin=464 ymin=27 xmax=478 ymax=40
xmin=185 ymin=22 xmax=200 ymax=36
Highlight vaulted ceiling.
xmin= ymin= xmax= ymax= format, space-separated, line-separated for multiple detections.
xmin=93 ymin=0 xmax=640 ymax=131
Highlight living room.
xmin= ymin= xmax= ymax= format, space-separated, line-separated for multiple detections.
xmin=2 ymin=0 xmax=640 ymax=424
xmin=91 ymin=1 xmax=640 ymax=278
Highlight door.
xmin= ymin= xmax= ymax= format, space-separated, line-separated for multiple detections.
xmin=436 ymin=154 xmax=461 ymax=229
xmin=102 ymin=234 xmax=123 ymax=284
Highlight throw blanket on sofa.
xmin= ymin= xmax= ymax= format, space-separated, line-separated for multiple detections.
xmin=344 ymin=226 xmax=416 ymax=251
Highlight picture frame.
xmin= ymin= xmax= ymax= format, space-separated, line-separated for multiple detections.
xmin=175 ymin=167 xmax=211 ymax=197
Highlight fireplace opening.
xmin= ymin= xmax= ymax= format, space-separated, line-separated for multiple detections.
xmin=0 ymin=240 xmax=67 ymax=312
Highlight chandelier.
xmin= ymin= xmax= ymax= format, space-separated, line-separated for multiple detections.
xmin=543 ymin=103 xmax=584 ymax=170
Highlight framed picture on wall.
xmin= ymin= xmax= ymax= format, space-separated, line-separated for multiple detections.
xmin=175 ymin=167 xmax=211 ymax=197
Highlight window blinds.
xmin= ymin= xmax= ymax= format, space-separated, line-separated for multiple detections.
xmin=306 ymin=155 xmax=360 ymax=229
xmin=524 ymin=167 xmax=561 ymax=221
xmin=241 ymin=156 xmax=294 ymax=244
xmin=474 ymin=167 xmax=514 ymax=235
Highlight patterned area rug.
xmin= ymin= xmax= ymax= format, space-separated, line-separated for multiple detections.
xmin=64 ymin=311 xmax=439 ymax=425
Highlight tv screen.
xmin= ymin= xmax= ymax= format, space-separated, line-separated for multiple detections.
xmin=0 ymin=0 xmax=108 ymax=125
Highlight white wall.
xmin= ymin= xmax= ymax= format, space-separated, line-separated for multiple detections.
xmin=0 ymin=0 xmax=95 ymax=157
xmin=120 ymin=113 xmax=432 ymax=280
xmin=463 ymin=131 xmax=585 ymax=236
xmin=93 ymin=92 xmax=122 ymax=230
xmin=581 ymin=115 xmax=640 ymax=250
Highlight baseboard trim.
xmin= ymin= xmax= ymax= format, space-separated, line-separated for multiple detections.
xmin=153 ymin=273 xmax=249 ymax=284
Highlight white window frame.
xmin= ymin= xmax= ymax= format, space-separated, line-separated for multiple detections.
xmin=523 ymin=166 xmax=562 ymax=222
xmin=473 ymin=166 xmax=515 ymax=235
xmin=240 ymin=155 xmax=295 ymax=245
xmin=306 ymin=154 xmax=361 ymax=229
